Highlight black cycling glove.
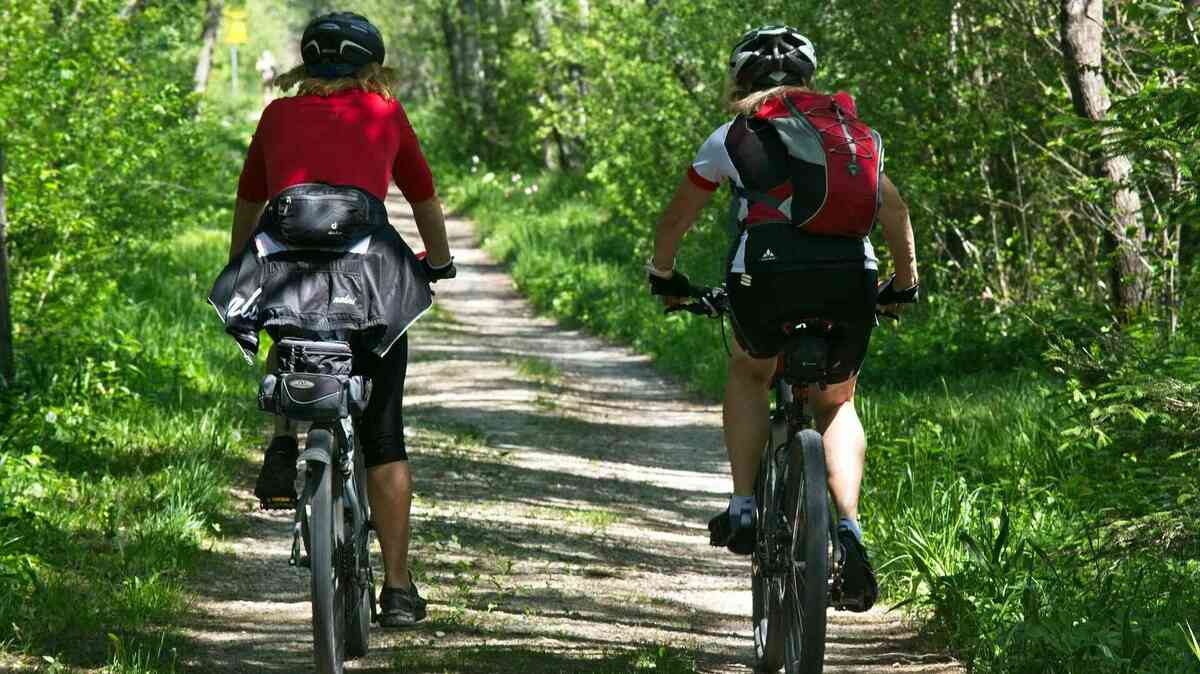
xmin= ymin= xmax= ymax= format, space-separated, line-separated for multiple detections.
xmin=648 ymin=268 xmax=694 ymax=298
xmin=421 ymin=256 xmax=457 ymax=283
xmin=876 ymin=274 xmax=919 ymax=305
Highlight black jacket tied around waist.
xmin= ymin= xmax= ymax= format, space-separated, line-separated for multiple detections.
xmin=209 ymin=184 xmax=432 ymax=361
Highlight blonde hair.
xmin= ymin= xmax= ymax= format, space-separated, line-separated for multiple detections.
xmin=727 ymin=83 xmax=812 ymax=116
xmin=273 ymin=62 xmax=400 ymax=100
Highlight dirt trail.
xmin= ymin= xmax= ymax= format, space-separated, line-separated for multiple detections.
xmin=179 ymin=198 xmax=962 ymax=673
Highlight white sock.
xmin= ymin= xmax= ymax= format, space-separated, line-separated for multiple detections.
xmin=729 ymin=495 xmax=755 ymax=526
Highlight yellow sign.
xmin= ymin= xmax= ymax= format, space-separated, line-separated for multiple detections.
xmin=223 ymin=8 xmax=248 ymax=45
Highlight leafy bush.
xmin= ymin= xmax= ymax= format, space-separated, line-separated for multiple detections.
xmin=0 ymin=0 xmax=263 ymax=666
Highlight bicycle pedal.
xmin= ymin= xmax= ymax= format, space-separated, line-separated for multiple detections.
xmin=259 ymin=496 xmax=297 ymax=511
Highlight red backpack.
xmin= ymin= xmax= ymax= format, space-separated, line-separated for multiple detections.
xmin=742 ymin=92 xmax=883 ymax=237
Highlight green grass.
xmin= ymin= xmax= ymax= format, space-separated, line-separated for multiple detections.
xmin=440 ymin=166 xmax=1200 ymax=673
xmin=564 ymin=508 xmax=624 ymax=531
xmin=509 ymin=356 xmax=563 ymax=386
xmin=0 ymin=222 xmax=262 ymax=669
xmin=1184 ymin=622 xmax=1200 ymax=665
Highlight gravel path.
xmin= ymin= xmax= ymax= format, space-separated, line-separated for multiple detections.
xmin=178 ymin=198 xmax=963 ymax=673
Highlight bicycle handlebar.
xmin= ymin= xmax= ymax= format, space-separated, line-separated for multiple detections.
xmin=663 ymin=285 xmax=729 ymax=317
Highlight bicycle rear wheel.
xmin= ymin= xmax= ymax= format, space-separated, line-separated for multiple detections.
xmin=780 ymin=428 xmax=830 ymax=674
xmin=752 ymin=454 xmax=784 ymax=671
xmin=306 ymin=429 xmax=346 ymax=674
xmin=753 ymin=383 xmax=791 ymax=672
xmin=344 ymin=444 xmax=372 ymax=659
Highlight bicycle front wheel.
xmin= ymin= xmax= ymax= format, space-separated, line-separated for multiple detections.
xmin=780 ymin=428 xmax=830 ymax=674
xmin=344 ymin=444 xmax=372 ymax=659
xmin=306 ymin=429 xmax=347 ymax=674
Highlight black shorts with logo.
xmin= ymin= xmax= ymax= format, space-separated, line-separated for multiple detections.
xmin=725 ymin=224 xmax=878 ymax=383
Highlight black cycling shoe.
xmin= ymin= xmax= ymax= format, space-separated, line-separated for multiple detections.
xmin=708 ymin=508 xmax=755 ymax=556
xmin=253 ymin=435 xmax=299 ymax=509
xmin=378 ymin=578 xmax=428 ymax=628
xmin=834 ymin=525 xmax=879 ymax=612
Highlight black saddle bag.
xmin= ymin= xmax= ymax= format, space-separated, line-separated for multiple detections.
xmin=257 ymin=339 xmax=371 ymax=421
xmin=262 ymin=183 xmax=386 ymax=247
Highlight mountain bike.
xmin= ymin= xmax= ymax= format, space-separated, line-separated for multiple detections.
xmin=257 ymin=338 xmax=376 ymax=674
xmin=672 ymin=277 xmax=913 ymax=674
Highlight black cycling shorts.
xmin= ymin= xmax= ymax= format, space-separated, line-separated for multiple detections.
xmin=727 ymin=268 xmax=878 ymax=383
xmin=351 ymin=334 xmax=409 ymax=468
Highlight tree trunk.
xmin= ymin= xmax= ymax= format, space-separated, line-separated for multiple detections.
xmin=118 ymin=0 xmax=148 ymax=19
xmin=0 ymin=144 xmax=14 ymax=385
xmin=440 ymin=0 xmax=500 ymax=153
xmin=1060 ymin=0 xmax=1150 ymax=320
xmin=193 ymin=0 xmax=223 ymax=94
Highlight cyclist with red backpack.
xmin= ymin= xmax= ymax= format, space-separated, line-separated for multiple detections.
xmin=648 ymin=26 xmax=919 ymax=611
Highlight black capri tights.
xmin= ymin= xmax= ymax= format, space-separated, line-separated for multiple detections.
xmin=351 ymin=334 xmax=409 ymax=467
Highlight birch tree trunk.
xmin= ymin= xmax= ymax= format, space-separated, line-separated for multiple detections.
xmin=193 ymin=0 xmax=223 ymax=94
xmin=1060 ymin=0 xmax=1150 ymax=320
xmin=440 ymin=0 xmax=500 ymax=152
xmin=0 ymin=144 xmax=13 ymax=384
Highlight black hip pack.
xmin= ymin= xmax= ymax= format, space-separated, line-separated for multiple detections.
xmin=262 ymin=183 xmax=387 ymax=247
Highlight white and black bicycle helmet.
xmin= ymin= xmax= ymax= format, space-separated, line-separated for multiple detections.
xmin=729 ymin=25 xmax=817 ymax=91
xmin=301 ymin=12 xmax=385 ymax=79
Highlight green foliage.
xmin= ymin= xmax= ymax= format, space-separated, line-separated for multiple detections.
xmin=0 ymin=0 xmax=263 ymax=668
xmin=407 ymin=1 xmax=1199 ymax=320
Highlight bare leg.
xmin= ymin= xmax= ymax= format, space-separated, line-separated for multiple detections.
xmin=723 ymin=339 xmax=778 ymax=495
xmin=809 ymin=377 xmax=865 ymax=522
xmin=367 ymin=461 xmax=413 ymax=590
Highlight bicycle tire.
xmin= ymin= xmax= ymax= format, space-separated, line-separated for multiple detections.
xmin=306 ymin=429 xmax=346 ymax=674
xmin=754 ymin=382 xmax=792 ymax=672
xmin=780 ymin=428 xmax=829 ymax=674
xmin=752 ymin=457 xmax=783 ymax=671
xmin=344 ymin=444 xmax=371 ymax=659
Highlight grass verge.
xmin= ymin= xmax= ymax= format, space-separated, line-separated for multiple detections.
xmin=0 ymin=223 xmax=262 ymax=670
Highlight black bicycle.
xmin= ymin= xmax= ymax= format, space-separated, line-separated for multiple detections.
xmin=257 ymin=338 xmax=376 ymax=674
xmin=672 ymin=277 xmax=915 ymax=674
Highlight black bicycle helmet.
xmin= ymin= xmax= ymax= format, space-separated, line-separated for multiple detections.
xmin=301 ymin=12 xmax=385 ymax=79
xmin=729 ymin=25 xmax=817 ymax=92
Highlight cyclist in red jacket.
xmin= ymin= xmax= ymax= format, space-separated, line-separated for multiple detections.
xmin=649 ymin=26 xmax=920 ymax=611
xmin=228 ymin=13 xmax=452 ymax=628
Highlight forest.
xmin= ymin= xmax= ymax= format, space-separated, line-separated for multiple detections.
xmin=0 ymin=0 xmax=1197 ymax=672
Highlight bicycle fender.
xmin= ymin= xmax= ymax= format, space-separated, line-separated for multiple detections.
xmin=300 ymin=427 xmax=335 ymax=466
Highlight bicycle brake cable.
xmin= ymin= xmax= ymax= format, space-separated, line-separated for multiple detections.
xmin=719 ymin=311 xmax=731 ymax=358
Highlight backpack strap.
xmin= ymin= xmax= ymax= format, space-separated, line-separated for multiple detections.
xmin=780 ymin=95 xmax=807 ymax=121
